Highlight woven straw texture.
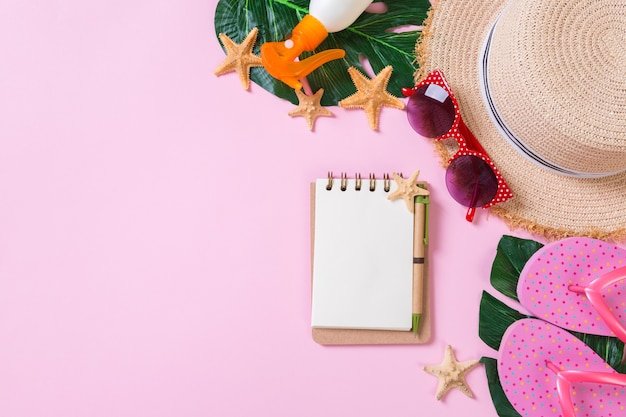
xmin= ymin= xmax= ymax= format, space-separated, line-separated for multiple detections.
xmin=488 ymin=0 xmax=626 ymax=174
xmin=415 ymin=0 xmax=626 ymax=241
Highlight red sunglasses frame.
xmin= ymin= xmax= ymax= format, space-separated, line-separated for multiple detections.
xmin=402 ymin=69 xmax=513 ymax=222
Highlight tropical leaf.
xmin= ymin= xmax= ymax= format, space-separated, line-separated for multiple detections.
xmin=572 ymin=331 xmax=626 ymax=373
xmin=490 ymin=235 xmax=543 ymax=302
xmin=214 ymin=0 xmax=431 ymax=105
xmin=480 ymin=357 xmax=522 ymax=417
xmin=479 ymin=291 xmax=528 ymax=351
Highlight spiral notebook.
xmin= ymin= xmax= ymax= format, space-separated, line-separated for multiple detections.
xmin=310 ymin=172 xmax=431 ymax=345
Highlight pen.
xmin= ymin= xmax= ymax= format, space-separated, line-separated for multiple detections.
xmin=412 ymin=185 xmax=429 ymax=335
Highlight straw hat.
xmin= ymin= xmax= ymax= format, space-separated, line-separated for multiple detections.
xmin=415 ymin=0 xmax=626 ymax=241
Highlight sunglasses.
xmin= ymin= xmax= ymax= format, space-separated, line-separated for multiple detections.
xmin=402 ymin=69 xmax=513 ymax=222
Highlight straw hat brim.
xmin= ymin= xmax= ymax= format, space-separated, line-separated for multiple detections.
xmin=416 ymin=0 xmax=626 ymax=241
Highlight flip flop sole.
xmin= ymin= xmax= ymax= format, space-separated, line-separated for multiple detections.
xmin=517 ymin=237 xmax=626 ymax=337
xmin=498 ymin=318 xmax=625 ymax=417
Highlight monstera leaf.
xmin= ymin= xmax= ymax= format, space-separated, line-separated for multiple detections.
xmin=490 ymin=235 xmax=543 ymax=302
xmin=214 ymin=0 xmax=430 ymax=105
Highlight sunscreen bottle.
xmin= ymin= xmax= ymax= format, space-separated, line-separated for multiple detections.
xmin=260 ymin=0 xmax=374 ymax=90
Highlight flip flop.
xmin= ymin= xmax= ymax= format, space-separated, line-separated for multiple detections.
xmin=517 ymin=237 xmax=626 ymax=342
xmin=498 ymin=318 xmax=626 ymax=417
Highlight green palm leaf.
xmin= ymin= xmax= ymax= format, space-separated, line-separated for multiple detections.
xmin=490 ymin=235 xmax=544 ymax=302
xmin=480 ymin=357 xmax=522 ymax=417
xmin=214 ymin=0 xmax=430 ymax=105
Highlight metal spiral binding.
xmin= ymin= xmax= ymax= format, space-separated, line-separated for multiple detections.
xmin=340 ymin=172 xmax=348 ymax=191
xmin=325 ymin=172 xmax=397 ymax=192
xmin=326 ymin=172 xmax=334 ymax=190
xmin=369 ymin=173 xmax=377 ymax=191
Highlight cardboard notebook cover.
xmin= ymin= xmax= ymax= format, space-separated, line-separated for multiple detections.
xmin=310 ymin=183 xmax=431 ymax=345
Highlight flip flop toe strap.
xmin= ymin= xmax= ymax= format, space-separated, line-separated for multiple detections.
xmin=568 ymin=265 xmax=626 ymax=343
xmin=547 ymin=361 xmax=626 ymax=417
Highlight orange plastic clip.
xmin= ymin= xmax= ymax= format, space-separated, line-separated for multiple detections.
xmin=260 ymin=14 xmax=346 ymax=90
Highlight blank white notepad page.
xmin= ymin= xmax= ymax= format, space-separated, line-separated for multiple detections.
xmin=311 ymin=178 xmax=413 ymax=331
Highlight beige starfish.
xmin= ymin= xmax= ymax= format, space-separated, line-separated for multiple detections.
xmin=338 ymin=65 xmax=405 ymax=130
xmin=288 ymin=88 xmax=334 ymax=130
xmin=423 ymin=345 xmax=480 ymax=401
xmin=387 ymin=170 xmax=429 ymax=213
xmin=214 ymin=27 xmax=263 ymax=90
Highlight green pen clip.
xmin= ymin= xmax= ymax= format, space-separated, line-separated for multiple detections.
xmin=415 ymin=184 xmax=429 ymax=246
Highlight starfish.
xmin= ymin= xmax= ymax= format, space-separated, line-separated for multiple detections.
xmin=423 ymin=345 xmax=480 ymax=401
xmin=387 ymin=170 xmax=429 ymax=213
xmin=288 ymin=88 xmax=334 ymax=130
xmin=338 ymin=65 xmax=405 ymax=130
xmin=214 ymin=27 xmax=263 ymax=90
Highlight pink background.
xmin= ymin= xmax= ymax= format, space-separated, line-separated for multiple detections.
xmin=0 ymin=1 xmax=541 ymax=416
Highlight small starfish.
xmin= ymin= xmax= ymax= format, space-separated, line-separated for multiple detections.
xmin=338 ymin=66 xmax=405 ymax=130
xmin=423 ymin=345 xmax=480 ymax=401
xmin=214 ymin=27 xmax=263 ymax=90
xmin=387 ymin=170 xmax=429 ymax=213
xmin=288 ymin=88 xmax=333 ymax=130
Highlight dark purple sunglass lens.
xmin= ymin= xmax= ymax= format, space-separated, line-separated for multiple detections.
xmin=406 ymin=84 xmax=455 ymax=138
xmin=445 ymin=155 xmax=498 ymax=208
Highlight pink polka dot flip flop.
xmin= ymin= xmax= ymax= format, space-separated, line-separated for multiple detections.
xmin=517 ymin=237 xmax=626 ymax=342
xmin=498 ymin=318 xmax=626 ymax=417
